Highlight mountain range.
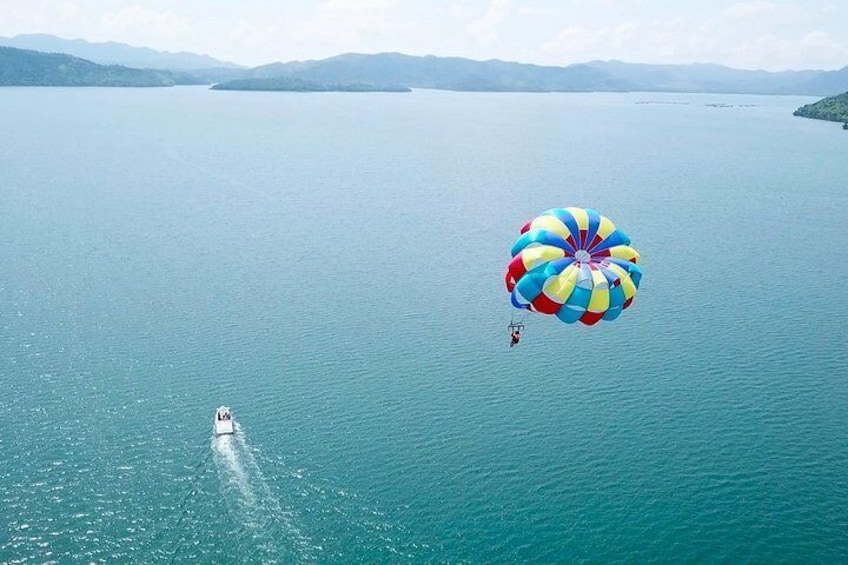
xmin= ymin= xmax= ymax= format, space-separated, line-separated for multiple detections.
xmin=0 ymin=34 xmax=846 ymax=95
xmin=0 ymin=33 xmax=241 ymax=70
xmin=240 ymin=53 xmax=848 ymax=95
xmin=245 ymin=53 xmax=632 ymax=92
xmin=0 ymin=46 xmax=200 ymax=87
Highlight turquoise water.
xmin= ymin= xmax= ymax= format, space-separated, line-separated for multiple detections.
xmin=1 ymin=87 xmax=847 ymax=563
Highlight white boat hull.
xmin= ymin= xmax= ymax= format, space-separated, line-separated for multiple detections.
xmin=214 ymin=406 xmax=234 ymax=435
xmin=215 ymin=420 xmax=234 ymax=435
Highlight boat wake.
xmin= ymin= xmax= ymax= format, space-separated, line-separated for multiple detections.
xmin=212 ymin=422 xmax=316 ymax=563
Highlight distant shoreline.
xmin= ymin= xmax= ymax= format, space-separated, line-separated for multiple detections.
xmin=210 ymin=77 xmax=410 ymax=93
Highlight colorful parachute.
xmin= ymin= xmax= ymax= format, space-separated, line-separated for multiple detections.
xmin=505 ymin=207 xmax=642 ymax=326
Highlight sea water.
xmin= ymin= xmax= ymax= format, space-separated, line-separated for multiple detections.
xmin=1 ymin=86 xmax=847 ymax=563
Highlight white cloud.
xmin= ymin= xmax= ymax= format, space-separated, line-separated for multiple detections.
xmin=54 ymin=0 xmax=80 ymax=21
xmin=287 ymin=0 xmax=398 ymax=44
xmin=821 ymin=3 xmax=837 ymax=15
xmin=542 ymin=21 xmax=651 ymax=62
xmin=468 ymin=0 xmax=512 ymax=45
xmin=720 ymin=1 xmax=819 ymax=29
xmin=449 ymin=2 xmax=475 ymax=20
xmin=99 ymin=5 xmax=194 ymax=43
xmin=0 ymin=0 xmax=83 ymax=36
xmin=736 ymin=30 xmax=848 ymax=70
xmin=515 ymin=2 xmax=557 ymax=16
xmin=0 ymin=0 xmax=845 ymax=70
xmin=542 ymin=25 xmax=597 ymax=56
xmin=723 ymin=0 xmax=779 ymax=19
xmin=228 ymin=20 xmax=279 ymax=51
xmin=540 ymin=14 xmax=848 ymax=71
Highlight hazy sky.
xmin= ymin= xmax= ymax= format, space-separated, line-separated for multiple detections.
xmin=2 ymin=0 xmax=847 ymax=70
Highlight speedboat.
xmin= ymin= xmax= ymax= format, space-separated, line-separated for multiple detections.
xmin=214 ymin=406 xmax=234 ymax=436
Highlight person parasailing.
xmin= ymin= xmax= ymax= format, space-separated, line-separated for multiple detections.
xmin=507 ymin=316 xmax=525 ymax=348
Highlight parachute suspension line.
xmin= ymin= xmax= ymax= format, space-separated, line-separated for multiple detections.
xmin=507 ymin=313 xmax=525 ymax=333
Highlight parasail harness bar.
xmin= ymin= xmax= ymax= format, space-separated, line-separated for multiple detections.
xmin=507 ymin=315 xmax=525 ymax=333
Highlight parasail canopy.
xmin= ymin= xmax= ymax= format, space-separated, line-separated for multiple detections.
xmin=505 ymin=207 xmax=642 ymax=326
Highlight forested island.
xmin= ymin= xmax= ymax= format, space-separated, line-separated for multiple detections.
xmin=793 ymin=92 xmax=848 ymax=127
xmin=0 ymin=46 xmax=202 ymax=86
xmin=211 ymin=76 xmax=410 ymax=92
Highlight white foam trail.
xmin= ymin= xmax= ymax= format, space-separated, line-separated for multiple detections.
xmin=212 ymin=433 xmax=257 ymax=508
xmin=211 ymin=421 xmax=317 ymax=563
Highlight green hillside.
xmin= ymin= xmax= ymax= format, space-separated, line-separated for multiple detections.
xmin=0 ymin=46 xmax=177 ymax=86
xmin=793 ymin=92 xmax=848 ymax=124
